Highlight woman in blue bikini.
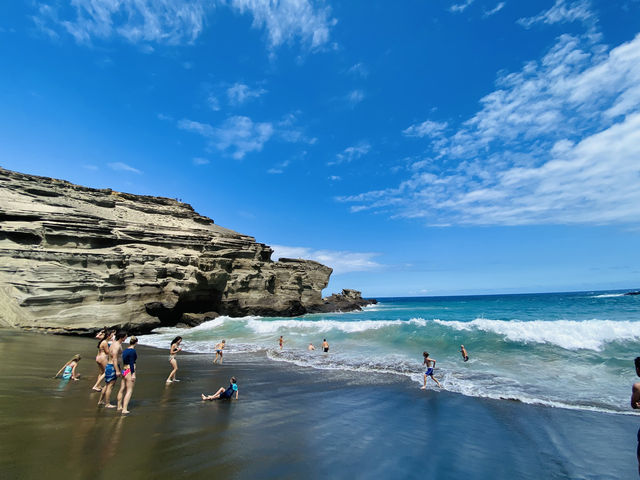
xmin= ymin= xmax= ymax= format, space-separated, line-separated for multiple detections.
xmin=421 ymin=351 xmax=441 ymax=389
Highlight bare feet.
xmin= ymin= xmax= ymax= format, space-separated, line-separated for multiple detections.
xmin=122 ymin=410 xmax=130 ymax=415
xmin=201 ymin=394 xmax=206 ymax=400
xmin=420 ymin=386 xmax=426 ymax=390
xmin=105 ymin=404 xmax=116 ymax=409
xmin=92 ymin=387 xmax=102 ymax=392
xmin=97 ymin=401 xmax=105 ymax=405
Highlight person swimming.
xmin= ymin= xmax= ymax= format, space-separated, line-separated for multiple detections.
xmin=279 ymin=336 xmax=284 ymax=349
xmin=308 ymin=343 xmax=315 ymax=351
xmin=421 ymin=351 xmax=441 ymax=389
xmin=460 ymin=345 xmax=469 ymax=362
xmin=201 ymin=377 xmax=239 ymax=401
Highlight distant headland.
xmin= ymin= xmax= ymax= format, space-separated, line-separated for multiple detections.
xmin=0 ymin=167 xmax=375 ymax=335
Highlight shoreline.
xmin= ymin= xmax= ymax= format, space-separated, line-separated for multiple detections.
xmin=1 ymin=329 xmax=639 ymax=479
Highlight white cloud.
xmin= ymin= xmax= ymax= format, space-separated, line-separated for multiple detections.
xmin=271 ymin=245 xmax=382 ymax=275
xmin=518 ymin=0 xmax=595 ymax=29
xmin=329 ymin=142 xmax=371 ymax=166
xmin=178 ymin=116 xmax=274 ymax=159
xmin=226 ymin=82 xmax=267 ymax=105
xmin=35 ymin=0 xmax=207 ymax=45
xmin=328 ymin=175 xmax=341 ymax=181
xmin=484 ymin=2 xmax=506 ymax=18
xmin=229 ymin=0 xmax=336 ymax=50
xmin=339 ymin=33 xmax=640 ymax=226
xmin=34 ymin=0 xmax=335 ymax=52
xmin=107 ymin=162 xmax=142 ymax=174
xmin=207 ymin=95 xmax=221 ymax=111
xmin=450 ymin=0 xmax=475 ymax=14
xmin=347 ymin=62 xmax=369 ymax=78
xmin=346 ymin=89 xmax=365 ymax=105
xmin=403 ymin=120 xmax=448 ymax=138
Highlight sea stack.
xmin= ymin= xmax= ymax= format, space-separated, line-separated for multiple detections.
xmin=0 ymin=167 xmax=338 ymax=334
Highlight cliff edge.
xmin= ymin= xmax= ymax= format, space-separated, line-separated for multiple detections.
xmin=0 ymin=168 xmax=336 ymax=334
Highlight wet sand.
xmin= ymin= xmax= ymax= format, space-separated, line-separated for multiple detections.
xmin=0 ymin=329 xmax=638 ymax=479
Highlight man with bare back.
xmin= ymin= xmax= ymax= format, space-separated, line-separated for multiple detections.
xmin=98 ymin=331 xmax=127 ymax=408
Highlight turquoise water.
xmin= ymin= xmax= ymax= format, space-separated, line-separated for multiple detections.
xmin=139 ymin=290 xmax=640 ymax=414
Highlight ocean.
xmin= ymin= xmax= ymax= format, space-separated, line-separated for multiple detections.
xmin=139 ymin=290 xmax=640 ymax=415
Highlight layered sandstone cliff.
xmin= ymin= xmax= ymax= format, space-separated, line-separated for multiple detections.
xmin=0 ymin=168 xmax=335 ymax=334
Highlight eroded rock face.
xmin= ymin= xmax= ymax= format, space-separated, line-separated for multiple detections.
xmin=0 ymin=168 xmax=332 ymax=334
xmin=310 ymin=289 xmax=378 ymax=313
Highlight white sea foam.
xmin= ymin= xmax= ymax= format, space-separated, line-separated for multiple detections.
xmin=430 ymin=318 xmax=640 ymax=351
xmin=592 ymin=293 xmax=625 ymax=298
xmin=246 ymin=317 xmax=427 ymax=334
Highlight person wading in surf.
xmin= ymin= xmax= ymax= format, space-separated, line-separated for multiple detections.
xmin=421 ymin=351 xmax=441 ymax=389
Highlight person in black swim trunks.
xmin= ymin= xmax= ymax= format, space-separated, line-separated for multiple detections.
xmin=460 ymin=345 xmax=469 ymax=362
xmin=322 ymin=339 xmax=329 ymax=353
xmin=201 ymin=377 xmax=238 ymax=401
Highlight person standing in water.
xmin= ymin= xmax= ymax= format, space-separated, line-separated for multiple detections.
xmin=421 ymin=351 xmax=441 ymax=389
xmin=117 ymin=336 xmax=138 ymax=415
xmin=631 ymin=357 xmax=640 ymax=409
xmin=201 ymin=377 xmax=238 ymax=401
xmin=460 ymin=345 xmax=469 ymax=362
xmin=279 ymin=336 xmax=284 ymax=350
xmin=322 ymin=339 xmax=329 ymax=353
xmin=213 ymin=340 xmax=225 ymax=364
xmin=98 ymin=331 xmax=127 ymax=407
xmin=166 ymin=336 xmax=182 ymax=383
xmin=55 ymin=354 xmax=81 ymax=380
xmin=92 ymin=329 xmax=113 ymax=391
xmin=308 ymin=343 xmax=315 ymax=351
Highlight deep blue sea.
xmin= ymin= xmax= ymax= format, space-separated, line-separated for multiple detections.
xmin=140 ymin=289 xmax=640 ymax=414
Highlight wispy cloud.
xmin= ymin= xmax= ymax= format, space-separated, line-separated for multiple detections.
xmin=329 ymin=141 xmax=371 ymax=166
xmin=34 ymin=0 xmax=207 ymax=46
xmin=228 ymin=0 xmax=336 ymax=51
xmin=34 ymin=0 xmax=336 ymax=52
xmin=108 ymin=162 xmax=142 ymax=174
xmin=178 ymin=116 xmax=274 ymax=159
xmin=483 ymin=2 xmax=506 ymax=18
xmin=271 ymin=245 xmax=382 ymax=274
xmin=338 ymin=32 xmax=640 ymax=226
xmin=207 ymin=95 xmax=221 ymax=111
xmin=226 ymin=82 xmax=267 ymax=105
xmin=403 ymin=120 xmax=448 ymax=138
xmin=347 ymin=62 xmax=369 ymax=78
xmin=450 ymin=0 xmax=475 ymax=14
xmin=518 ymin=0 xmax=595 ymax=29
xmin=346 ymin=89 xmax=365 ymax=106
xmin=193 ymin=157 xmax=210 ymax=165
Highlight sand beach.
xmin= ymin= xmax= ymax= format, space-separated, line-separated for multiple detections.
xmin=1 ymin=329 xmax=638 ymax=479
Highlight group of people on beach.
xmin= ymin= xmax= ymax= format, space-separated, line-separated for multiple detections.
xmin=55 ymin=327 xmax=474 ymax=413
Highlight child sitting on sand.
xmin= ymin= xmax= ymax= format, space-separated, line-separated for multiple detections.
xmin=55 ymin=355 xmax=81 ymax=381
xmin=201 ymin=377 xmax=238 ymax=401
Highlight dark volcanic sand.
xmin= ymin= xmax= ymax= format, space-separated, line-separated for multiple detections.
xmin=0 ymin=330 xmax=638 ymax=479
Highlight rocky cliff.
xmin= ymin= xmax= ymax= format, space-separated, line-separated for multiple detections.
xmin=0 ymin=167 xmax=335 ymax=334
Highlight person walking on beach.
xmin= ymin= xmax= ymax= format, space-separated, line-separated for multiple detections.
xmin=460 ymin=345 xmax=469 ymax=362
xmin=279 ymin=336 xmax=284 ymax=349
xmin=166 ymin=336 xmax=182 ymax=383
xmin=201 ymin=377 xmax=238 ymax=401
xmin=322 ymin=339 xmax=329 ymax=353
xmin=308 ymin=343 xmax=315 ymax=351
xmin=55 ymin=354 xmax=81 ymax=381
xmin=117 ymin=336 xmax=138 ymax=415
xmin=631 ymin=357 xmax=640 ymax=409
xmin=213 ymin=340 xmax=225 ymax=364
xmin=98 ymin=331 xmax=127 ymax=407
xmin=421 ymin=352 xmax=441 ymax=389
xmin=92 ymin=329 xmax=113 ymax=391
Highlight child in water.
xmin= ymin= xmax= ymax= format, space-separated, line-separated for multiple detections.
xmin=201 ymin=377 xmax=239 ymax=401
xmin=55 ymin=355 xmax=81 ymax=381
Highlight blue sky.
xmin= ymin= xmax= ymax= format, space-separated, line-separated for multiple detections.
xmin=1 ymin=0 xmax=640 ymax=297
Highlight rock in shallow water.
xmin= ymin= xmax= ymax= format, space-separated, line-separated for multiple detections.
xmin=0 ymin=168 xmax=337 ymax=334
